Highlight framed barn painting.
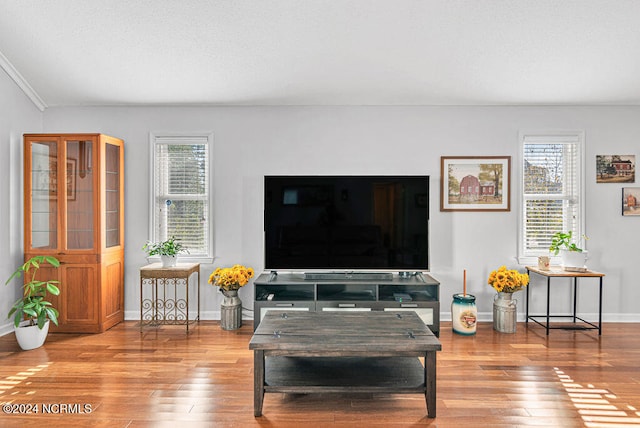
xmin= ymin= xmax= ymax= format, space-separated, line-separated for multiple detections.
xmin=596 ymin=155 xmax=635 ymax=183
xmin=440 ymin=156 xmax=511 ymax=212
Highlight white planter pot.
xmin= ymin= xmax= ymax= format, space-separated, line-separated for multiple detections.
xmin=160 ymin=255 xmax=177 ymax=268
xmin=14 ymin=320 xmax=50 ymax=351
xmin=560 ymin=249 xmax=588 ymax=269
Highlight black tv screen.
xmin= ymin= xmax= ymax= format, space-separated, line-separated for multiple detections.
xmin=264 ymin=175 xmax=430 ymax=271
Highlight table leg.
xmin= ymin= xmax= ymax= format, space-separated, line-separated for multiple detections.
xmin=546 ymin=276 xmax=551 ymax=335
xmin=151 ymin=279 xmax=157 ymax=324
xmin=186 ymin=276 xmax=190 ymax=333
xmin=575 ymin=277 xmax=580 ymax=323
xmin=155 ymin=279 xmax=159 ymax=324
xmin=254 ymin=350 xmax=265 ymax=417
xmin=140 ymin=277 xmax=143 ymax=332
xmin=525 ymin=269 xmax=530 ymax=326
xmin=598 ymin=277 xmax=603 ymax=335
xmin=425 ymin=351 xmax=437 ymax=418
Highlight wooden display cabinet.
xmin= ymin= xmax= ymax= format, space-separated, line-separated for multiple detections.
xmin=23 ymin=134 xmax=124 ymax=333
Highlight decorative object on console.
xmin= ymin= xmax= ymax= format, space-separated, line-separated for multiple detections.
xmin=548 ymin=231 xmax=588 ymax=270
xmin=488 ymin=266 xmax=529 ymax=333
xmin=143 ymin=236 xmax=188 ymax=268
xmin=5 ymin=255 xmax=61 ymax=350
xmin=440 ymin=156 xmax=511 ymax=212
xmin=537 ymin=255 xmax=550 ymax=271
xmin=209 ymin=264 xmax=255 ymax=330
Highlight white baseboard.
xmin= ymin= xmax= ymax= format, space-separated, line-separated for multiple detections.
xmin=444 ymin=312 xmax=640 ymax=323
xmin=3 ymin=312 xmax=637 ymax=337
xmin=0 ymin=322 xmax=14 ymax=337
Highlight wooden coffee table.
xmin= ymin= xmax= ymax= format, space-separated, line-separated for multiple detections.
xmin=249 ymin=311 xmax=442 ymax=418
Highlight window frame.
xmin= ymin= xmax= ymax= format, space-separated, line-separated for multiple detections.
xmin=148 ymin=132 xmax=214 ymax=264
xmin=517 ymin=130 xmax=585 ymax=265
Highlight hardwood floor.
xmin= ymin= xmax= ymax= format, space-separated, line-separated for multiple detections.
xmin=1 ymin=321 xmax=639 ymax=427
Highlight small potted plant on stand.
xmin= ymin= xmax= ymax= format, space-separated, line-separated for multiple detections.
xmin=549 ymin=231 xmax=588 ymax=271
xmin=208 ymin=264 xmax=254 ymax=330
xmin=143 ymin=236 xmax=188 ymax=268
xmin=4 ymin=255 xmax=61 ymax=350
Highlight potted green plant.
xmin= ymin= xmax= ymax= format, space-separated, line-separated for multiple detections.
xmin=549 ymin=231 xmax=588 ymax=270
xmin=143 ymin=236 xmax=188 ymax=267
xmin=4 ymin=255 xmax=61 ymax=350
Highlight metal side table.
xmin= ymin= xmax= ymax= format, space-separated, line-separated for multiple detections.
xmin=140 ymin=263 xmax=200 ymax=333
xmin=525 ymin=266 xmax=604 ymax=335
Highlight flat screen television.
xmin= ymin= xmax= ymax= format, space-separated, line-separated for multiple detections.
xmin=264 ymin=175 xmax=430 ymax=271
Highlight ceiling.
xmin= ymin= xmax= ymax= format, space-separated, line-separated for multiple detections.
xmin=2 ymin=0 xmax=640 ymax=110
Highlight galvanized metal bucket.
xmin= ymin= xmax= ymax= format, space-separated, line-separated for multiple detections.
xmin=220 ymin=289 xmax=242 ymax=330
xmin=493 ymin=292 xmax=517 ymax=333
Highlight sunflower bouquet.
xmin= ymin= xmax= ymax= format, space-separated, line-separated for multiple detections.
xmin=488 ymin=265 xmax=529 ymax=293
xmin=208 ymin=264 xmax=255 ymax=291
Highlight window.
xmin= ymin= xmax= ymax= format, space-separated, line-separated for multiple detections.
xmin=149 ymin=133 xmax=213 ymax=261
xmin=518 ymin=132 xmax=585 ymax=262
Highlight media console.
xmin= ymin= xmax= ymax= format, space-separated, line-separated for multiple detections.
xmin=253 ymin=271 xmax=440 ymax=336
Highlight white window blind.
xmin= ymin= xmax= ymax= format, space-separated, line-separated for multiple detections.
xmin=519 ymin=132 xmax=585 ymax=260
xmin=150 ymin=133 xmax=212 ymax=259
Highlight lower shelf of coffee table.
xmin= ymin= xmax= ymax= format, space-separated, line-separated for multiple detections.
xmin=265 ymin=356 xmax=425 ymax=393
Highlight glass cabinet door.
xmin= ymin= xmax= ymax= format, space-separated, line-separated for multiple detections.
xmin=65 ymin=139 xmax=94 ymax=250
xmin=29 ymin=141 xmax=58 ymax=250
xmin=105 ymin=142 xmax=121 ymax=247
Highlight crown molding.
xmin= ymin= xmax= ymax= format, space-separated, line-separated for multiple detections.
xmin=0 ymin=50 xmax=47 ymax=111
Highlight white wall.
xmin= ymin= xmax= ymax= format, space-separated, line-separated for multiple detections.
xmin=33 ymin=105 xmax=639 ymax=325
xmin=0 ymin=69 xmax=42 ymax=336
xmin=2 ymin=101 xmax=638 ymax=333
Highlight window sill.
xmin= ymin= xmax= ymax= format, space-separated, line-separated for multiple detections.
xmin=145 ymin=256 xmax=214 ymax=265
xmin=517 ymin=256 xmax=559 ymax=266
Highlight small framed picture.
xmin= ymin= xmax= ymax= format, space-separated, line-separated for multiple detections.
xmin=622 ymin=187 xmax=640 ymax=216
xmin=440 ymin=156 xmax=511 ymax=212
xmin=597 ymin=155 xmax=635 ymax=183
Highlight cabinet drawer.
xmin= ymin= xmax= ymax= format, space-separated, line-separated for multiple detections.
xmin=255 ymin=284 xmax=315 ymax=301
xmin=316 ymin=301 xmax=378 ymax=311
xmin=378 ymin=285 xmax=438 ymax=302
xmin=383 ymin=302 xmax=440 ymax=330
xmin=254 ymin=301 xmax=316 ymax=330
xmin=316 ymin=284 xmax=377 ymax=301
